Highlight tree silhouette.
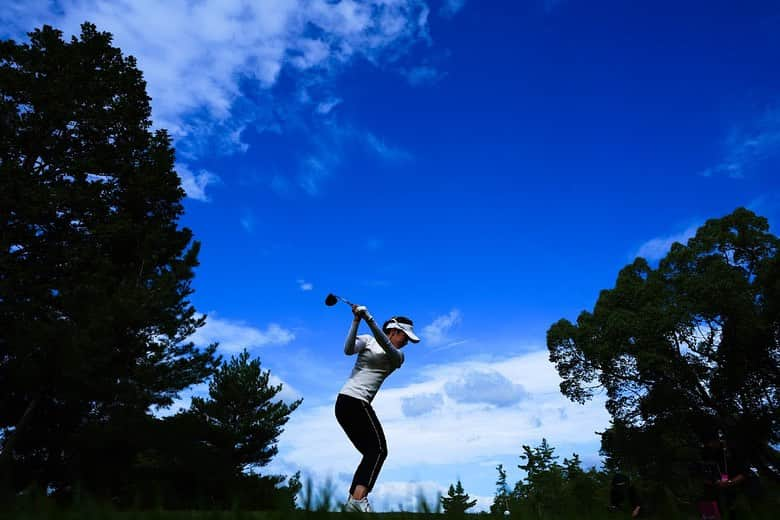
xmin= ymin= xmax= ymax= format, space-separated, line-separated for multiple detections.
xmin=0 ymin=23 xmax=218 ymax=499
xmin=441 ymin=479 xmax=478 ymax=515
xmin=133 ymin=351 xmax=302 ymax=509
xmin=190 ymin=349 xmax=303 ymax=473
xmin=490 ymin=463 xmax=512 ymax=514
xmin=548 ymin=208 xmax=780 ymax=487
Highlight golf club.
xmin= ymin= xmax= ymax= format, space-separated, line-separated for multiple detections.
xmin=325 ymin=293 xmax=356 ymax=307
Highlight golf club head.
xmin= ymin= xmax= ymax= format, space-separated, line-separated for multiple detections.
xmin=325 ymin=293 xmax=339 ymax=306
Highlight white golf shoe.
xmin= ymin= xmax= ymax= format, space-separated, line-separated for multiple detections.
xmin=346 ymin=496 xmax=371 ymax=513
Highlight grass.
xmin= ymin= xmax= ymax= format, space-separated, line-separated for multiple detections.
xmin=3 ymin=479 xmax=779 ymax=520
xmin=4 ymin=508 xmax=780 ymax=520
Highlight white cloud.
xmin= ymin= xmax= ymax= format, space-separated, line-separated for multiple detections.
xmin=401 ymin=392 xmax=444 ymax=417
xmin=444 ymin=370 xmax=528 ymax=407
xmin=152 ymin=382 xmax=209 ymax=418
xmin=290 ymin=37 xmax=331 ymax=70
xmin=2 ymin=0 xmax=432 ymax=196
xmin=260 ymin=121 xmax=412 ymax=198
xmin=275 ymin=348 xmax=609 ymax=511
xmin=297 ymin=156 xmax=331 ymax=196
xmin=372 ymin=480 xmax=446 ymax=512
xmin=371 ymin=480 xmax=490 ymax=513
xmin=154 ymin=371 xmax=303 ymax=418
xmin=3 ymin=0 xmax=429 ymax=134
xmin=297 ymin=279 xmax=314 ymax=291
xmin=176 ymin=163 xmax=220 ymax=201
xmin=635 ymin=224 xmax=699 ymax=261
xmin=269 ymin=373 xmax=305 ymax=406
xmin=701 ymin=105 xmax=780 ymax=179
xmin=365 ymin=132 xmax=412 ymax=161
xmin=316 ymin=97 xmax=343 ymax=115
xmin=191 ymin=313 xmax=295 ymax=354
xmin=422 ymin=309 xmax=463 ymax=347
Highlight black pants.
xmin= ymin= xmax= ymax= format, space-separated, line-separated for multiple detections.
xmin=335 ymin=393 xmax=388 ymax=495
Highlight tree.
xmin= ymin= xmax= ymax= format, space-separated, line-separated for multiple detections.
xmin=490 ymin=464 xmax=512 ymax=515
xmin=131 ymin=350 xmax=302 ymax=509
xmin=516 ymin=438 xmax=560 ymax=498
xmin=515 ymin=438 xmax=566 ymax=517
xmin=547 ymin=208 xmax=780 ymax=489
xmin=560 ymin=453 xmax=606 ymax=517
xmin=440 ymin=479 xmax=478 ymax=515
xmin=503 ymin=440 xmax=609 ymax=518
xmin=0 ymin=24 xmax=218 ymax=498
xmin=190 ymin=349 xmax=302 ymax=473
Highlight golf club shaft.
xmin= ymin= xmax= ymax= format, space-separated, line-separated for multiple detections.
xmin=335 ymin=295 xmax=355 ymax=307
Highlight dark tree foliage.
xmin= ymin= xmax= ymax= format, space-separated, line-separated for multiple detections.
xmin=190 ymin=349 xmax=303 ymax=473
xmin=0 ymin=23 xmax=219 ymax=499
xmin=440 ymin=479 xmax=477 ymax=515
xmin=515 ymin=438 xmax=564 ymax=517
xmin=493 ymin=439 xmax=607 ymax=519
xmin=489 ymin=464 xmax=511 ymax=515
xmin=130 ymin=350 xmax=302 ymax=510
xmin=547 ymin=208 xmax=780 ymax=490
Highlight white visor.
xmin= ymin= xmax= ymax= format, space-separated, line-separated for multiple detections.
xmin=386 ymin=320 xmax=420 ymax=343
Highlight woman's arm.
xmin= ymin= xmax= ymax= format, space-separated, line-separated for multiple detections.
xmin=357 ymin=306 xmax=403 ymax=368
xmin=344 ymin=315 xmax=367 ymax=355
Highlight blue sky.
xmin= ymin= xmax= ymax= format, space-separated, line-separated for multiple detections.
xmin=3 ymin=0 xmax=779 ymax=511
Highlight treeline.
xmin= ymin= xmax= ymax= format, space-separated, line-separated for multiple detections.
xmin=436 ymin=440 xmax=610 ymax=517
xmin=489 ymin=440 xmax=609 ymax=518
xmin=1 ymin=24 xmax=300 ymax=509
xmin=441 ymin=436 xmax=777 ymax=518
xmin=547 ymin=206 xmax=780 ymax=508
xmin=445 ymin=207 xmax=780 ymax=518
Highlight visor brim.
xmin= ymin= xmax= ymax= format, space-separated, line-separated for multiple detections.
xmin=391 ymin=323 xmax=420 ymax=343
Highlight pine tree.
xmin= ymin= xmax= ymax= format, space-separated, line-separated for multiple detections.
xmin=126 ymin=351 xmax=303 ymax=508
xmin=190 ymin=349 xmax=303 ymax=472
xmin=517 ymin=438 xmax=560 ymax=499
xmin=440 ymin=479 xmax=478 ymax=515
xmin=517 ymin=439 xmax=565 ymax=518
xmin=0 ymin=23 xmax=218 ymax=499
xmin=490 ymin=464 xmax=512 ymax=515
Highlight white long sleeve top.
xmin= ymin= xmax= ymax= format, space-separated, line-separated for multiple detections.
xmin=338 ymin=315 xmax=404 ymax=403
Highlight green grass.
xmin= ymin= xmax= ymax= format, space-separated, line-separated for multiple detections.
xmin=4 ymin=478 xmax=778 ymax=520
xmin=5 ymin=505 xmax=780 ymax=520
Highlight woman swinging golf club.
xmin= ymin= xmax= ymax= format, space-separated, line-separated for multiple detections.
xmin=335 ymin=302 xmax=420 ymax=512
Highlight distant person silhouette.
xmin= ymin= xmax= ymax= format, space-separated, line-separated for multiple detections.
xmin=698 ymin=431 xmax=748 ymax=520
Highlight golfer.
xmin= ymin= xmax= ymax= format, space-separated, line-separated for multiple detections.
xmin=336 ymin=303 xmax=420 ymax=512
